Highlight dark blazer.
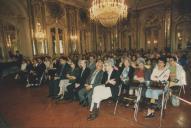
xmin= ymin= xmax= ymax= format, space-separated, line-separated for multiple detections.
xmin=120 ymin=66 xmax=135 ymax=81
xmin=26 ymin=63 xmax=34 ymax=73
xmin=15 ymin=54 xmax=23 ymax=67
xmin=86 ymin=70 xmax=104 ymax=87
xmin=88 ymin=63 xmax=96 ymax=74
xmin=128 ymin=66 xmax=135 ymax=81
xmin=68 ymin=67 xmax=80 ymax=83
xmin=57 ymin=63 xmax=70 ymax=79
xmin=102 ymin=69 xmax=120 ymax=100
xmin=76 ymin=67 xmax=91 ymax=89
xmin=35 ymin=62 xmax=46 ymax=77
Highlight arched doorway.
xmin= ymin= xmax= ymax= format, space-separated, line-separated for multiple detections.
xmin=0 ymin=0 xmax=31 ymax=60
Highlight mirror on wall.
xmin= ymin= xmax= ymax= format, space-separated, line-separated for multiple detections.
xmin=0 ymin=22 xmax=19 ymax=61
xmin=58 ymin=28 xmax=64 ymax=54
xmin=32 ymin=22 xmax=48 ymax=55
xmin=175 ymin=21 xmax=191 ymax=50
xmin=50 ymin=28 xmax=57 ymax=54
xmin=50 ymin=27 xmax=65 ymax=55
xmin=145 ymin=27 xmax=159 ymax=50
xmin=121 ymin=31 xmax=128 ymax=49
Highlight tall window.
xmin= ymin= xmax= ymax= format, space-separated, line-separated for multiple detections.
xmin=50 ymin=27 xmax=64 ymax=54
xmin=58 ymin=29 xmax=64 ymax=54
xmin=32 ymin=22 xmax=48 ymax=55
xmin=50 ymin=28 xmax=57 ymax=54
xmin=0 ymin=23 xmax=19 ymax=60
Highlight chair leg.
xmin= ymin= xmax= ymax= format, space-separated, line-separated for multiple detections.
xmin=160 ymin=91 xmax=165 ymax=128
xmin=164 ymin=90 xmax=170 ymax=109
xmin=179 ymin=86 xmax=182 ymax=96
xmin=134 ymin=87 xmax=142 ymax=122
xmin=179 ymin=85 xmax=186 ymax=96
xmin=113 ymin=84 xmax=122 ymax=115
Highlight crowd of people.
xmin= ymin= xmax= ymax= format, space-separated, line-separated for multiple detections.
xmin=14 ymin=49 xmax=188 ymax=121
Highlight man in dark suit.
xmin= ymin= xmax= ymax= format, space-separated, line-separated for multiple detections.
xmin=48 ymin=57 xmax=70 ymax=99
xmin=88 ymin=55 xmax=96 ymax=74
xmin=87 ymin=59 xmax=120 ymax=120
xmin=56 ymin=60 xmax=80 ymax=101
xmin=78 ymin=60 xmax=104 ymax=106
xmin=34 ymin=58 xmax=46 ymax=86
xmin=15 ymin=50 xmax=23 ymax=68
xmin=57 ymin=57 xmax=70 ymax=79
xmin=67 ymin=59 xmax=90 ymax=100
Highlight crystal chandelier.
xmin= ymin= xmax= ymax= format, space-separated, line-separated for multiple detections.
xmin=90 ymin=0 xmax=128 ymax=27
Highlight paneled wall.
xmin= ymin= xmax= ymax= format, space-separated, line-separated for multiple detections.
xmin=0 ymin=0 xmax=32 ymax=61
xmin=1 ymin=0 xmax=191 ymax=60
xmin=21 ymin=0 xmax=191 ymax=57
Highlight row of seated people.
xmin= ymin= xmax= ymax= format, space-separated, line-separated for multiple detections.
xmin=14 ymin=58 xmax=47 ymax=87
xmin=14 ymin=56 xmax=95 ymax=87
xmin=47 ymin=55 xmax=186 ymax=120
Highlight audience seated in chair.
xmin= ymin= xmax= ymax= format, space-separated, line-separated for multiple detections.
xmin=125 ymin=61 xmax=146 ymax=107
xmin=78 ymin=60 xmax=104 ymax=107
xmin=56 ymin=60 xmax=80 ymax=102
xmin=88 ymin=55 xmax=96 ymax=74
xmin=168 ymin=56 xmax=187 ymax=107
xmin=67 ymin=60 xmax=91 ymax=101
xmin=26 ymin=58 xmax=46 ymax=87
xmin=87 ymin=60 xmax=120 ymax=121
xmin=14 ymin=59 xmax=27 ymax=81
xmin=48 ymin=57 xmax=70 ymax=98
xmin=145 ymin=57 xmax=170 ymax=118
xmin=10 ymin=48 xmax=189 ymax=123
xmin=35 ymin=58 xmax=46 ymax=85
xmin=119 ymin=57 xmax=135 ymax=95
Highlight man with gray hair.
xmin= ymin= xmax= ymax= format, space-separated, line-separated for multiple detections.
xmin=87 ymin=59 xmax=120 ymax=120
xmin=78 ymin=60 xmax=104 ymax=107
xmin=67 ymin=59 xmax=90 ymax=100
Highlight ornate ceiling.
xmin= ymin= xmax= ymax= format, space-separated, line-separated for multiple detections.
xmin=57 ymin=0 xmax=89 ymax=8
xmin=0 ymin=0 xmax=165 ymax=19
xmin=57 ymin=0 xmax=164 ymax=10
xmin=0 ymin=0 xmax=27 ymax=18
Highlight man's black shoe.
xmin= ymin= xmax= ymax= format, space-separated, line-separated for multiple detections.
xmin=145 ymin=113 xmax=155 ymax=119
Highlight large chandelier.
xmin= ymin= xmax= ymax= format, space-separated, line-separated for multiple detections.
xmin=90 ymin=0 xmax=128 ymax=27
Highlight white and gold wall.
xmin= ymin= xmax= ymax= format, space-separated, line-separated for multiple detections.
xmin=0 ymin=0 xmax=191 ymax=60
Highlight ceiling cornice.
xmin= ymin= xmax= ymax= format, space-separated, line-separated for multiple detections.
xmin=57 ymin=0 xmax=88 ymax=8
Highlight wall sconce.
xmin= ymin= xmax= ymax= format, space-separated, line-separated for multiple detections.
xmin=147 ymin=40 xmax=151 ymax=44
xmin=6 ymin=35 xmax=12 ymax=48
xmin=177 ymin=32 xmax=182 ymax=41
xmin=153 ymin=40 xmax=158 ymax=44
xmin=70 ymin=35 xmax=77 ymax=52
xmin=177 ymin=32 xmax=181 ymax=38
